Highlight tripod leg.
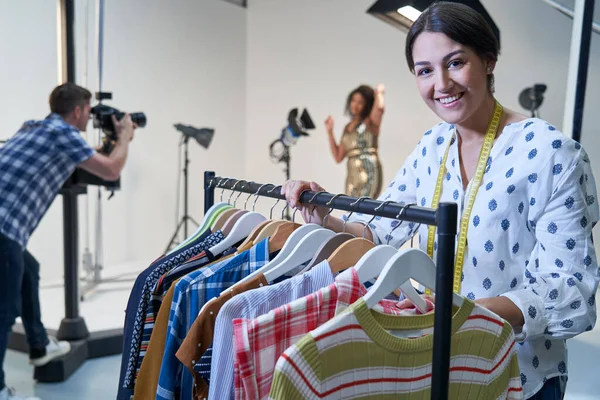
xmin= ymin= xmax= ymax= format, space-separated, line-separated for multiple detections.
xmin=186 ymin=215 xmax=200 ymax=227
xmin=165 ymin=217 xmax=187 ymax=254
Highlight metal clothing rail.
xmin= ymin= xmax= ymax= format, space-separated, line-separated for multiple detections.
xmin=204 ymin=171 xmax=458 ymax=400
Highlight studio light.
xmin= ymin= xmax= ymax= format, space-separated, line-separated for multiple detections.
xmin=367 ymin=0 xmax=501 ymax=49
xmin=174 ymin=124 xmax=214 ymax=149
xmin=269 ymin=108 xmax=315 ymax=176
xmin=519 ymin=84 xmax=547 ymax=118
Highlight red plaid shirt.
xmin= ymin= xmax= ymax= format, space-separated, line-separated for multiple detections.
xmin=232 ymin=267 xmax=423 ymax=400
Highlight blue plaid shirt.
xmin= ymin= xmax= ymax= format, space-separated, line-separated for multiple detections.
xmin=0 ymin=113 xmax=95 ymax=247
xmin=156 ymin=238 xmax=271 ymax=400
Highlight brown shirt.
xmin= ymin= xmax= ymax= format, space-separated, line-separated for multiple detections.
xmin=176 ymin=273 xmax=269 ymax=400
xmin=133 ymin=280 xmax=178 ymax=400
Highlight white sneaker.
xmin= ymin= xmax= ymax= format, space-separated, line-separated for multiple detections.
xmin=28 ymin=337 xmax=71 ymax=367
xmin=0 ymin=387 xmax=41 ymax=400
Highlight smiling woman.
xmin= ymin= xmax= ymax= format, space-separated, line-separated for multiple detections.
xmin=281 ymin=2 xmax=600 ymax=400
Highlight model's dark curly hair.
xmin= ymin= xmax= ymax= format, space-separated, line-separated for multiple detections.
xmin=345 ymin=85 xmax=375 ymax=120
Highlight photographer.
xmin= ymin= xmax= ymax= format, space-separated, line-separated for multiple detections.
xmin=0 ymin=82 xmax=135 ymax=400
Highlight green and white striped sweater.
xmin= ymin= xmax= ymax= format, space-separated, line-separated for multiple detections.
xmin=269 ymin=298 xmax=522 ymax=399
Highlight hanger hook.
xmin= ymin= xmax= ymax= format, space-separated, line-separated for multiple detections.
xmin=307 ymin=191 xmax=327 ymax=224
xmin=362 ymin=199 xmax=392 ymax=239
xmin=323 ymin=194 xmax=344 ymax=228
xmin=219 ymin=178 xmax=230 ymax=202
xmin=242 ymin=181 xmax=256 ymax=210
xmin=228 ymin=179 xmax=244 ymax=204
xmin=252 ymin=183 xmax=273 ymax=212
xmin=386 ymin=202 xmax=410 ymax=245
xmin=268 ymin=185 xmax=282 ymax=219
xmin=398 ymin=204 xmax=421 ymax=247
xmin=232 ymin=181 xmax=248 ymax=207
xmin=344 ymin=196 xmax=369 ymax=233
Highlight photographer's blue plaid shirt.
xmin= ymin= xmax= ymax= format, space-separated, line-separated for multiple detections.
xmin=0 ymin=113 xmax=95 ymax=248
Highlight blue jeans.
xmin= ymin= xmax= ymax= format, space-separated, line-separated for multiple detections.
xmin=0 ymin=233 xmax=49 ymax=390
xmin=527 ymin=376 xmax=568 ymax=400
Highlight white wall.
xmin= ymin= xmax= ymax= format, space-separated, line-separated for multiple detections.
xmin=0 ymin=0 xmax=247 ymax=282
xmin=245 ymin=0 xmax=600 ymax=235
xmin=1 ymin=0 xmax=598 ymax=280
xmin=0 ymin=1 xmax=63 ymax=281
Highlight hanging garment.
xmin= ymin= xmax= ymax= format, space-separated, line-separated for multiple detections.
xmin=268 ymin=297 xmax=522 ymax=399
xmin=156 ymin=238 xmax=273 ymax=400
xmin=348 ymin=120 xmax=600 ymax=398
xmin=133 ymin=254 xmax=237 ymax=400
xmin=340 ymin=123 xmax=382 ymax=198
xmin=136 ymin=247 xmax=239 ymax=380
xmin=232 ymin=266 xmax=402 ymax=400
xmin=118 ymin=229 xmax=224 ymax=399
xmin=196 ymin=260 xmax=336 ymax=400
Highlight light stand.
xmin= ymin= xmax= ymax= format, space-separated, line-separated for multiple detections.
xmin=165 ymin=136 xmax=199 ymax=252
xmin=519 ymin=84 xmax=547 ymax=118
xmin=269 ymin=139 xmax=292 ymax=220
xmin=165 ymin=124 xmax=214 ymax=252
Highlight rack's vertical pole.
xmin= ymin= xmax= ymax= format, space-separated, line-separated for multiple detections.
xmin=204 ymin=171 xmax=216 ymax=214
xmin=562 ymin=0 xmax=595 ymax=142
xmin=431 ymin=202 xmax=458 ymax=400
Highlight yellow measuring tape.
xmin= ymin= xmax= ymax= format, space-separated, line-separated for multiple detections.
xmin=427 ymin=101 xmax=503 ymax=294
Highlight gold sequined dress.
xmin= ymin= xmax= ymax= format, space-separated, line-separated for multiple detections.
xmin=340 ymin=123 xmax=382 ymax=198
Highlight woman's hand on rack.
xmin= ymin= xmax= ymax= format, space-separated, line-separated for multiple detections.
xmin=281 ymin=180 xmax=330 ymax=225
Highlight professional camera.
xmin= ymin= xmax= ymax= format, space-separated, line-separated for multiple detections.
xmin=91 ymin=104 xmax=147 ymax=141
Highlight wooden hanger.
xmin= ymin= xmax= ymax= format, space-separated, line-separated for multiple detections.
xmin=211 ymin=208 xmax=239 ymax=232
xmin=327 ymin=237 xmax=375 ymax=273
xmin=254 ymin=220 xmax=288 ymax=243
xmin=300 ymin=232 xmax=354 ymax=272
xmin=362 ymin=248 xmax=464 ymax=309
xmin=267 ymin=222 xmax=303 ymax=253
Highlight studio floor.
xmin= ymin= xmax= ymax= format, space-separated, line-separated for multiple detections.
xmin=4 ymin=261 xmax=600 ymax=399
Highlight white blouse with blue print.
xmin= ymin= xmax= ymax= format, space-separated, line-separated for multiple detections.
xmin=347 ymin=118 xmax=599 ymax=398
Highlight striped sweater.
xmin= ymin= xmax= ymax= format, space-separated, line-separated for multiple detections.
xmin=269 ymin=298 xmax=523 ymax=399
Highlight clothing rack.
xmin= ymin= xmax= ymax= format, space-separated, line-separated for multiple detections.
xmin=203 ymin=171 xmax=458 ymax=400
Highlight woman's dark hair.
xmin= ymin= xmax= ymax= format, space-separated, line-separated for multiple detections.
xmin=345 ymin=85 xmax=375 ymax=120
xmin=405 ymin=1 xmax=499 ymax=91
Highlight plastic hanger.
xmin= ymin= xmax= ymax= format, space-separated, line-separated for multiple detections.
xmin=210 ymin=179 xmax=242 ymax=231
xmin=263 ymin=228 xmax=335 ymax=283
xmin=363 ymin=248 xmax=464 ymax=309
xmin=221 ymin=182 xmax=252 ymax=236
xmin=207 ymin=211 xmax=266 ymax=257
xmin=326 ymin=196 xmax=375 ymax=273
xmin=301 ymin=233 xmax=353 ymax=272
xmin=354 ymin=245 xmax=428 ymax=313
xmin=300 ymin=194 xmax=351 ymax=272
xmin=236 ymin=184 xmax=275 ymax=252
xmin=221 ymin=192 xmax=326 ymax=294
xmin=167 ymin=177 xmax=232 ymax=254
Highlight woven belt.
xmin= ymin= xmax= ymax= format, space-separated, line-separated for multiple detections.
xmin=347 ymin=148 xmax=378 ymax=158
